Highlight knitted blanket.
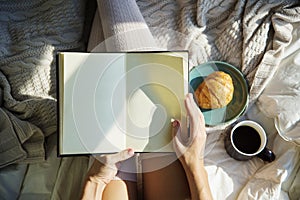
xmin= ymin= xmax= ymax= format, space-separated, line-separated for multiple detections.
xmin=0 ymin=0 xmax=87 ymax=167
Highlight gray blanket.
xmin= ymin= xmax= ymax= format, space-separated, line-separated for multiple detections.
xmin=0 ymin=0 xmax=87 ymax=167
xmin=0 ymin=0 xmax=90 ymax=199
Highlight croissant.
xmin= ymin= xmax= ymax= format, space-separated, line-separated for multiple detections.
xmin=195 ymin=71 xmax=234 ymax=109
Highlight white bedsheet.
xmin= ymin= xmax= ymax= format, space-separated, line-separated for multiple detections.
xmin=203 ymin=22 xmax=300 ymax=200
xmin=258 ymin=22 xmax=300 ymax=146
xmin=204 ymin=105 xmax=300 ymax=200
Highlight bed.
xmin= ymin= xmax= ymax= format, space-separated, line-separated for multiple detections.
xmin=0 ymin=0 xmax=299 ymax=199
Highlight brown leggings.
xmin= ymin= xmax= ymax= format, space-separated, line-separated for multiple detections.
xmin=102 ymin=157 xmax=190 ymax=200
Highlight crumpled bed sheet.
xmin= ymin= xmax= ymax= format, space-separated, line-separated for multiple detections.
xmin=204 ymin=105 xmax=300 ymax=200
xmin=203 ymin=22 xmax=300 ymax=200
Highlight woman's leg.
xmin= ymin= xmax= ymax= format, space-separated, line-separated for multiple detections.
xmin=142 ymin=155 xmax=191 ymax=200
xmin=103 ymin=156 xmax=190 ymax=200
xmin=101 ymin=154 xmax=190 ymax=200
xmin=95 ymin=0 xmax=158 ymax=52
xmin=102 ymin=180 xmax=137 ymax=200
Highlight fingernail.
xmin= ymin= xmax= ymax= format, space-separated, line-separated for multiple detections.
xmin=172 ymin=120 xmax=178 ymax=127
xmin=127 ymin=148 xmax=134 ymax=156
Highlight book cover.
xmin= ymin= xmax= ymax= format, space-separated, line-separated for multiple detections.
xmin=58 ymin=51 xmax=189 ymax=155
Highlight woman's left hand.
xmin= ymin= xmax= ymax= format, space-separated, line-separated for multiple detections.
xmin=87 ymin=148 xmax=135 ymax=185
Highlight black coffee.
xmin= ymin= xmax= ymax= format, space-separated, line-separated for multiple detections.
xmin=232 ymin=126 xmax=261 ymax=154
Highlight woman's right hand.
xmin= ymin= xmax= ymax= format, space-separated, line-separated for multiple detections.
xmin=172 ymin=93 xmax=213 ymax=200
xmin=172 ymin=93 xmax=207 ymax=168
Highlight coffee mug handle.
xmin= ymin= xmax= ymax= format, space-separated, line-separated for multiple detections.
xmin=257 ymin=147 xmax=276 ymax=162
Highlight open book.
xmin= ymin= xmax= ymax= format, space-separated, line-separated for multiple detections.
xmin=58 ymin=52 xmax=189 ymax=155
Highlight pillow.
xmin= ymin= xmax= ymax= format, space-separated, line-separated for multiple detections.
xmin=257 ymin=47 xmax=300 ymax=146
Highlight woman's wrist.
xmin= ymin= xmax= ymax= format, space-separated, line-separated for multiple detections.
xmin=182 ymin=160 xmax=213 ymax=200
xmin=81 ymin=178 xmax=106 ymax=200
xmin=87 ymin=174 xmax=110 ymax=185
xmin=180 ymin=156 xmax=204 ymax=170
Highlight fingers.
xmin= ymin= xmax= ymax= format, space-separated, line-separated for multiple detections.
xmin=106 ymin=148 xmax=135 ymax=164
xmin=184 ymin=93 xmax=205 ymax=139
xmin=184 ymin=94 xmax=197 ymax=136
xmin=185 ymin=93 xmax=202 ymax=120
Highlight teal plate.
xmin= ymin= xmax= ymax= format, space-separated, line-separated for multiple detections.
xmin=190 ymin=61 xmax=249 ymax=126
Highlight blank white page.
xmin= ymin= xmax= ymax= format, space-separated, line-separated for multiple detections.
xmin=60 ymin=52 xmax=127 ymax=154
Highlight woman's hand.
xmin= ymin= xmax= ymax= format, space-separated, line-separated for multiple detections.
xmin=82 ymin=149 xmax=135 ymax=199
xmin=87 ymin=148 xmax=135 ymax=184
xmin=172 ymin=93 xmax=207 ymax=168
xmin=172 ymin=94 xmax=213 ymax=200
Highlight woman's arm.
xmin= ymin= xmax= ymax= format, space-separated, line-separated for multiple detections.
xmin=172 ymin=93 xmax=213 ymax=200
xmin=181 ymin=159 xmax=212 ymax=200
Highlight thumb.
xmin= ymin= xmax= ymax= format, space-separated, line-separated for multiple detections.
xmin=107 ymin=148 xmax=135 ymax=164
